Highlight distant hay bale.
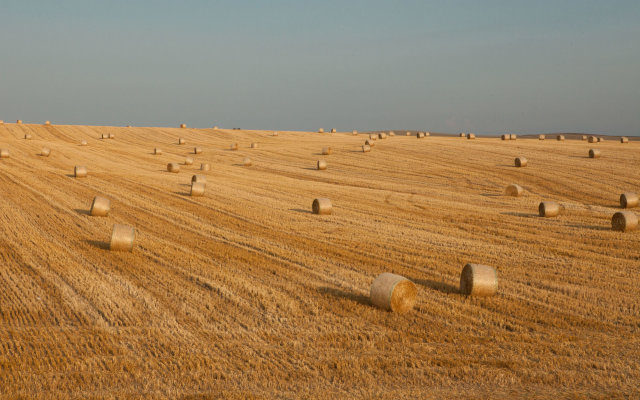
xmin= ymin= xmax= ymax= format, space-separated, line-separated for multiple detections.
xmin=110 ymin=224 xmax=135 ymax=252
xmin=378 ymin=132 xmax=387 ymax=139
xmin=557 ymin=135 xmax=565 ymax=141
xmin=178 ymin=138 xmax=186 ymax=145
xmin=539 ymin=201 xmax=560 ymax=217
xmin=180 ymin=123 xmax=187 ymax=128
xmin=331 ymin=128 xmax=337 ymax=133
xmin=272 ymin=131 xmax=279 ymax=136
xmin=389 ymin=131 xmax=395 ymax=136
xmin=101 ymin=134 xmax=108 ymax=139
xmin=230 ymin=143 xmax=238 ymax=151
xmin=109 ymin=133 xmax=115 ymax=139
xmin=365 ymin=139 xmax=375 ymax=147
xmin=417 ymin=132 xmax=424 ymax=139
xmin=184 ymin=157 xmax=193 ymax=165
xmin=213 ymin=126 xmax=218 ymax=129
xmin=80 ymin=140 xmax=88 ymax=146
xmin=190 ymin=182 xmax=205 ymax=197
xmin=597 ymin=137 xmax=604 ymax=142
xmin=191 ymin=174 xmax=206 ymax=185
xmin=467 ymin=133 xmax=476 ymax=139
xmin=45 ymin=121 xmax=51 ymax=125
xmin=620 ymin=193 xmax=639 ymax=209
xmin=510 ymin=134 xmax=517 ymax=140
xmin=501 ymin=134 xmax=509 ymax=140
xmin=370 ymin=273 xmax=417 ymax=313
xmin=424 ymin=132 xmax=430 ymax=136
xmin=539 ymin=134 xmax=545 ymax=140
xmin=505 ymin=184 xmax=524 ymax=197
xmin=90 ymin=196 xmax=111 ymax=217
xmin=24 ymin=134 xmax=32 ymax=140
xmin=251 ymin=143 xmax=258 ymax=149
xmin=194 ymin=147 xmax=202 ymax=154
xmin=612 ymin=211 xmax=638 ymax=232
xmin=459 ymin=133 xmax=465 ymax=137
xmin=40 ymin=147 xmax=50 ymax=157
xmin=369 ymin=134 xmax=377 ymax=140
xmin=318 ymin=128 xmax=324 ymax=133
xmin=460 ymin=264 xmax=498 ymax=296
xmin=200 ymin=163 xmax=210 ymax=171
xmin=243 ymin=157 xmax=252 ymax=166
xmin=362 ymin=144 xmax=371 ymax=152
xmin=588 ymin=136 xmax=597 ymax=143
xmin=352 ymin=130 xmax=358 ymax=135
xmin=582 ymin=135 xmax=587 ymax=141
xmin=620 ymin=137 xmax=629 ymax=143
xmin=167 ymin=163 xmax=180 ymax=173
xmin=0 ymin=149 xmax=9 ymax=158
xmin=317 ymin=160 xmax=327 ymax=170
xmin=312 ymin=198 xmax=332 ymax=215
xmin=322 ymin=146 xmax=332 ymax=155
xmin=514 ymin=157 xmax=527 ymax=167
xmin=154 ymin=148 xmax=162 ymax=155
xmin=16 ymin=120 xmax=22 ymax=124
xmin=588 ymin=149 xmax=601 ymax=158
xmin=406 ymin=132 xmax=411 ymax=136
xmin=0 ymin=120 xmax=3 ymax=124
xmin=74 ymin=166 xmax=87 ymax=178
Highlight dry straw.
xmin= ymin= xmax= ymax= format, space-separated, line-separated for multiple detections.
xmin=621 ymin=137 xmax=629 ymax=143
xmin=230 ymin=143 xmax=238 ymax=150
xmin=81 ymin=140 xmax=88 ymax=146
xmin=243 ymin=157 xmax=252 ymax=166
xmin=194 ymin=147 xmax=202 ymax=154
xmin=467 ymin=133 xmax=476 ymax=139
xmin=190 ymin=182 xmax=205 ymax=197
xmin=110 ymin=224 xmax=135 ymax=252
xmin=317 ymin=160 xmax=327 ymax=170
xmin=184 ymin=157 xmax=193 ymax=165
xmin=178 ymin=138 xmax=186 ymax=145
xmin=167 ymin=163 xmax=180 ymax=173
xmin=539 ymin=134 xmax=545 ymax=140
xmin=74 ymin=166 xmax=87 ymax=178
xmin=154 ymin=148 xmax=162 ymax=155
xmin=505 ymin=184 xmax=524 ymax=197
xmin=90 ymin=196 xmax=111 ymax=217
xmin=0 ymin=149 xmax=9 ymax=158
xmin=539 ymin=201 xmax=560 ymax=217
xmin=200 ymin=163 xmax=210 ymax=171
xmin=40 ymin=147 xmax=51 ymax=157
xmin=557 ymin=135 xmax=565 ymax=141
xmin=251 ymin=143 xmax=259 ymax=149
xmin=460 ymin=264 xmax=498 ymax=296
xmin=312 ymin=198 xmax=332 ymax=215
xmin=24 ymin=134 xmax=32 ymax=140
xmin=180 ymin=123 xmax=187 ymax=128
xmin=588 ymin=136 xmax=597 ymax=143
xmin=589 ymin=149 xmax=601 ymax=158
xmin=612 ymin=211 xmax=638 ymax=232
xmin=515 ymin=157 xmax=527 ymax=167
xmin=370 ymin=273 xmax=417 ymax=313
xmin=620 ymin=193 xmax=639 ymax=209
xmin=191 ymin=174 xmax=206 ymax=185
xmin=510 ymin=134 xmax=517 ymax=140
xmin=362 ymin=144 xmax=371 ymax=152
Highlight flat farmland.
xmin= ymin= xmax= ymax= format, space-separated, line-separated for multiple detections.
xmin=0 ymin=124 xmax=638 ymax=398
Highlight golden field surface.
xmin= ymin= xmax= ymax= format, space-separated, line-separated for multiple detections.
xmin=0 ymin=123 xmax=638 ymax=398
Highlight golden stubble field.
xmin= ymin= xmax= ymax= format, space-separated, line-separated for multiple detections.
xmin=0 ymin=123 xmax=638 ymax=398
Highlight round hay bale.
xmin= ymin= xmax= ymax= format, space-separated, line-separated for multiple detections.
xmin=80 ymin=140 xmax=88 ymax=146
xmin=365 ymin=139 xmax=375 ymax=147
xmin=597 ymin=137 xmax=604 ymax=142
xmin=467 ymin=133 xmax=476 ymax=140
xmin=321 ymin=146 xmax=332 ymax=155
xmin=620 ymin=193 xmax=639 ymax=209
xmin=16 ymin=120 xmax=22 ymax=124
xmin=194 ymin=147 xmax=202 ymax=154
xmin=510 ymin=134 xmax=517 ymax=140
xmin=582 ymin=135 xmax=587 ymax=141
xmin=230 ymin=143 xmax=238 ymax=150
xmin=406 ymin=131 xmax=411 ymax=136
xmin=178 ymin=138 xmax=186 ymax=145
xmin=200 ymin=163 xmax=210 ymax=171
xmin=501 ymin=134 xmax=509 ymax=140
xmin=362 ymin=144 xmax=371 ymax=152
xmin=44 ymin=121 xmax=51 ymax=125
xmin=154 ymin=148 xmax=162 ymax=155
xmin=505 ymin=184 xmax=524 ymax=197
xmin=180 ymin=123 xmax=187 ymax=129
xmin=352 ymin=130 xmax=358 ymax=135
xmin=0 ymin=120 xmax=3 ymax=124
xmin=460 ymin=264 xmax=498 ymax=296
xmin=272 ymin=131 xmax=278 ymax=136
xmin=612 ymin=211 xmax=638 ymax=232
xmin=251 ymin=143 xmax=258 ymax=149
xmin=318 ymin=128 xmax=324 ymax=133
xmin=24 ymin=133 xmax=32 ymax=140
xmin=423 ymin=132 xmax=429 ymax=137
xmin=90 ymin=196 xmax=111 ymax=217
xmin=167 ymin=163 xmax=180 ymax=173
xmin=557 ymin=135 xmax=565 ymax=141
xmin=191 ymin=174 xmax=206 ymax=185
xmin=539 ymin=134 xmax=545 ymax=140
xmin=460 ymin=133 xmax=466 ymax=137
xmin=369 ymin=133 xmax=376 ymax=140
xmin=317 ymin=160 xmax=327 ymax=170
xmin=515 ymin=157 xmax=527 ymax=167
xmin=74 ymin=166 xmax=87 ymax=178
xmin=312 ymin=198 xmax=332 ymax=215
xmin=101 ymin=134 xmax=108 ymax=139
xmin=190 ymin=181 xmax=205 ymax=197
xmin=213 ymin=126 xmax=219 ymax=129
xmin=589 ymin=149 xmax=601 ymax=158
xmin=0 ymin=149 xmax=9 ymax=158
xmin=378 ymin=132 xmax=387 ymax=139
xmin=110 ymin=224 xmax=135 ymax=252
xmin=389 ymin=131 xmax=395 ymax=136
xmin=417 ymin=132 xmax=424 ymax=139
xmin=184 ymin=157 xmax=193 ymax=165
xmin=621 ymin=137 xmax=629 ymax=143
xmin=243 ymin=157 xmax=252 ymax=166
xmin=331 ymin=128 xmax=337 ymax=133
xmin=539 ymin=201 xmax=560 ymax=217
xmin=370 ymin=273 xmax=417 ymax=313
xmin=588 ymin=136 xmax=597 ymax=143
xmin=109 ymin=133 xmax=115 ymax=139
xmin=40 ymin=147 xmax=51 ymax=157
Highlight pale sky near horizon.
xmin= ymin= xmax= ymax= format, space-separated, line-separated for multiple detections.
xmin=1 ymin=1 xmax=638 ymax=135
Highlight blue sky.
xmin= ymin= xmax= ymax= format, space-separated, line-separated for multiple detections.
xmin=1 ymin=1 xmax=638 ymax=134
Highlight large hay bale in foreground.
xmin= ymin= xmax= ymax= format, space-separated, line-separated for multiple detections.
xmin=24 ymin=134 xmax=32 ymax=140
xmin=191 ymin=182 xmax=205 ymax=197
xmin=505 ymin=184 xmax=524 ymax=197
xmin=557 ymin=135 xmax=565 ymax=141
xmin=110 ymin=224 xmax=135 ymax=252
xmin=0 ymin=149 xmax=9 ymax=158
xmin=193 ymin=147 xmax=202 ymax=154
xmin=243 ymin=157 xmax=252 ymax=166
xmin=317 ymin=160 xmax=327 ymax=170
xmin=322 ymin=146 xmax=332 ymax=155
xmin=467 ymin=133 xmax=476 ymax=139
xmin=370 ymin=273 xmax=417 ymax=313
xmin=515 ymin=157 xmax=527 ymax=167
xmin=621 ymin=137 xmax=629 ymax=143
xmin=200 ymin=163 xmax=210 ymax=171
xmin=191 ymin=174 xmax=206 ymax=185
xmin=539 ymin=134 xmax=545 ymax=140
xmin=589 ymin=149 xmax=601 ymax=158
xmin=539 ymin=201 xmax=560 ymax=217
xmin=40 ymin=148 xmax=51 ymax=157
xmin=612 ymin=211 xmax=638 ymax=232
xmin=312 ymin=198 xmax=332 ymax=215
xmin=362 ymin=144 xmax=371 ymax=152
xmin=460 ymin=264 xmax=498 ymax=296
xmin=74 ymin=166 xmax=87 ymax=178
xmin=178 ymin=138 xmax=186 ymax=145
xmin=180 ymin=123 xmax=187 ymax=128
xmin=184 ymin=157 xmax=193 ymax=165
xmin=154 ymin=148 xmax=162 ymax=155
xmin=90 ymin=196 xmax=111 ymax=217
xmin=588 ymin=136 xmax=597 ymax=143
xmin=167 ymin=163 xmax=180 ymax=173
xmin=620 ymin=193 xmax=639 ymax=209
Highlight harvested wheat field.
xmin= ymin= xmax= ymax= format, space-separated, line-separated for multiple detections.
xmin=0 ymin=123 xmax=639 ymax=398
